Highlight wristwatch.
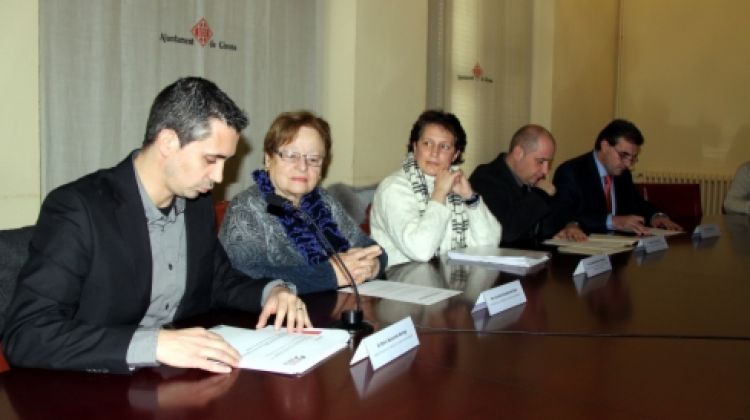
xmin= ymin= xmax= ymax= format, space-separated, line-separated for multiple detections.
xmin=463 ymin=193 xmax=481 ymax=208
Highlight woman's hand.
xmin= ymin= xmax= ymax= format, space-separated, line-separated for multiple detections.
xmin=332 ymin=245 xmax=382 ymax=286
xmin=432 ymin=169 xmax=461 ymax=203
xmin=450 ymin=169 xmax=475 ymax=199
xmin=256 ymin=286 xmax=312 ymax=332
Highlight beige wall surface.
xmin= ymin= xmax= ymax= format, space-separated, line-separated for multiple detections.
xmin=321 ymin=0 xmax=358 ymax=185
xmin=548 ymin=0 xmax=619 ymax=169
xmin=323 ymin=0 xmax=428 ymax=186
xmin=353 ymin=0 xmax=428 ymax=185
xmin=0 ymin=0 xmax=40 ymax=229
xmin=5 ymin=0 xmax=748 ymax=225
xmin=618 ymin=0 xmax=750 ymax=176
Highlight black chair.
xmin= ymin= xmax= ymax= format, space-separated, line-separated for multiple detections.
xmin=0 ymin=225 xmax=34 ymax=371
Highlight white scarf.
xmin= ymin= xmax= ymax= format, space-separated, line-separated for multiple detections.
xmin=402 ymin=152 xmax=468 ymax=251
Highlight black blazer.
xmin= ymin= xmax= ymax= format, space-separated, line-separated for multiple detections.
xmin=3 ymin=155 xmax=269 ymax=373
xmin=553 ymin=152 xmax=658 ymax=233
xmin=469 ymin=153 xmax=558 ymax=247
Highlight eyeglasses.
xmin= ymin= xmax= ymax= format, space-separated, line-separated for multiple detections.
xmin=275 ymin=150 xmax=325 ymax=167
xmin=418 ymin=139 xmax=455 ymax=153
xmin=614 ymin=149 xmax=639 ymax=164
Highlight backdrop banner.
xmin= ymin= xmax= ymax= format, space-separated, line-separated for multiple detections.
xmin=41 ymin=0 xmax=321 ymax=200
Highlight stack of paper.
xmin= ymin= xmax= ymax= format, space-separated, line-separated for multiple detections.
xmin=544 ymin=233 xmax=637 ymax=256
xmin=210 ymin=325 xmax=350 ymax=376
xmin=446 ymin=246 xmax=550 ymax=275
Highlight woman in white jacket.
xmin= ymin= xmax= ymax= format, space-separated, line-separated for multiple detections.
xmin=370 ymin=110 xmax=502 ymax=267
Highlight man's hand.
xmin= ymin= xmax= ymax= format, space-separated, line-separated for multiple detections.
xmin=156 ymin=327 xmax=240 ymax=373
xmin=535 ymin=179 xmax=556 ymax=196
xmin=651 ymin=214 xmax=683 ymax=231
xmin=554 ymin=223 xmax=587 ymax=241
xmin=332 ymin=245 xmax=382 ymax=286
xmin=256 ymin=285 xmax=312 ymax=332
xmin=612 ymin=215 xmax=650 ymax=235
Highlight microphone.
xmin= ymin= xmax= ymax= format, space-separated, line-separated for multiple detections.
xmin=266 ymin=193 xmax=373 ymax=333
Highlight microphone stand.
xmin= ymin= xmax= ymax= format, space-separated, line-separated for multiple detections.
xmin=266 ymin=195 xmax=373 ymax=334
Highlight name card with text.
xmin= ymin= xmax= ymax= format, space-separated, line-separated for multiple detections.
xmin=693 ymin=223 xmax=721 ymax=239
xmin=350 ymin=317 xmax=419 ymax=370
xmin=636 ymin=235 xmax=669 ymax=253
xmin=472 ymin=280 xmax=526 ymax=316
xmin=573 ymin=254 xmax=612 ymax=278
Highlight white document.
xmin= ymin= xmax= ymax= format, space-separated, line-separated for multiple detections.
xmin=573 ymin=254 xmax=612 ymax=277
xmin=446 ymin=246 xmax=549 ymax=267
xmin=636 ymin=234 xmax=669 ymax=253
xmin=546 ymin=233 xmax=636 ymax=256
xmin=587 ymin=233 xmax=640 ymax=245
xmin=340 ymin=280 xmax=461 ymax=306
xmin=350 ymin=317 xmax=420 ymax=370
xmin=693 ymin=223 xmax=721 ymax=239
xmin=557 ymin=244 xmax=634 ymax=256
xmin=647 ymin=228 xmax=684 ymax=237
xmin=472 ymin=280 xmax=527 ymax=316
xmin=545 ymin=233 xmax=638 ymax=247
xmin=210 ymin=325 xmax=350 ymax=376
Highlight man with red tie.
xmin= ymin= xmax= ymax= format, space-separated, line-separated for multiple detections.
xmin=553 ymin=119 xmax=682 ymax=234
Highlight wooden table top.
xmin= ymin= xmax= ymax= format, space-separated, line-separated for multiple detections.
xmin=1 ymin=215 xmax=749 ymax=419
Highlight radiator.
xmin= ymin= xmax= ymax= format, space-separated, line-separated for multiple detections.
xmin=635 ymin=171 xmax=733 ymax=215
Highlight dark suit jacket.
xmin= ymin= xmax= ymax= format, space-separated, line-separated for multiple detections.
xmin=553 ymin=152 xmax=659 ymax=233
xmin=2 ymin=155 xmax=269 ymax=373
xmin=470 ymin=154 xmax=559 ymax=247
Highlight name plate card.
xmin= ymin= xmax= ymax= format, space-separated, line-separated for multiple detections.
xmin=636 ymin=235 xmax=669 ymax=253
xmin=350 ymin=317 xmax=419 ymax=370
xmin=573 ymin=254 xmax=612 ymax=278
xmin=471 ymin=280 xmax=527 ymax=316
xmin=693 ymin=223 xmax=720 ymax=239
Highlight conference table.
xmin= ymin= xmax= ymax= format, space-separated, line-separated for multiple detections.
xmin=1 ymin=215 xmax=748 ymax=419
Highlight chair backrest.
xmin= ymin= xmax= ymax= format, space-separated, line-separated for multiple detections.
xmin=0 ymin=226 xmax=35 ymax=333
xmin=325 ymin=183 xmax=378 ymax=234
xmin=0 ymin=225 xmax=35 ymax=370
xmin=214 ymin=200 xmax=229 ymax=232
xmin=635 ymin=183 xmax=702 ymax=231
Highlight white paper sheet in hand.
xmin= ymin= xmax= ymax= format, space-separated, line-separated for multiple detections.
xmin=210 ymin=325 xmax=350 ymax=376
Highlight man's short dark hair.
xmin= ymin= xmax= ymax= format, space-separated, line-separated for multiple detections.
xmin=407 ymin=110 xmax=467 ymax=165
xmin=142 ymin=77 xmax=249 ymax=147
xmin=594 ymin=118 xmax=644 ymax=150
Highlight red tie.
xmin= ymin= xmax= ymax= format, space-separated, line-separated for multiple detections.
xmin=603 ymin=175 xmax=613 ymax=213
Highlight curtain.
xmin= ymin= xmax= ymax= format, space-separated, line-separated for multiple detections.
xmin=40 ymin=0 xmax=321 ymax=201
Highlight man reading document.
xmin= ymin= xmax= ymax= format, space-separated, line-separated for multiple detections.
xmin=3 ymin=77 xmax=311 ymax=374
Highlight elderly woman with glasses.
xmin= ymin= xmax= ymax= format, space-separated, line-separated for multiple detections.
xmin=220 ymin=111 xmax=386 ymax=294
xmin=370 ymin=110 xmax=502 ymax=267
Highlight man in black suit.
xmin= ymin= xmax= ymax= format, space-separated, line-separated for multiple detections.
xmin=553 ymin=119 xmax=682 ymax=234
xmin=3 ymin=77 xmax=311 ymax=374
xmin=470 ymin=124 xmax=586 ymax=247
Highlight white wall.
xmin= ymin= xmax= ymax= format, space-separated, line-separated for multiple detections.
xmin=0 ymin=0 xmax=40 ymax=229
